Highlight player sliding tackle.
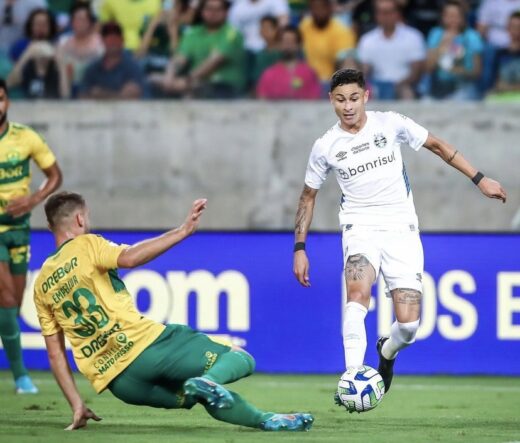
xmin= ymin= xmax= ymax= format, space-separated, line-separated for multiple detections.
xmin=292 ymin=69 xmax=507 ymax=402
xmin=34 ymin=192 xmax=313 ymax=432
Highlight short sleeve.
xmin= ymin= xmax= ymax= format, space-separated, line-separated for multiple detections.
xmin=214 ymin=27 xmax=243 ymax=58
xmin=30 ymin=129 xmax=56 ymax=170
xmin=427 ymin=27 xmax=442 ymax=49
xmin=334 ymin=23 xmax=356 ymax=59
xmin=392 ymin=112 xmax=428 ymax=151
xmin=34 ymin=287 xmax=62 ymax=336
xmin=304 ymin=141 xmax=330 ymax=189
xmin=407 ymin=31 xmax=426 ymax=62
xmin=86 ymin=235 xmax=127 ymax=271
xmin=357 ymin=34 xmax=371 ymax=64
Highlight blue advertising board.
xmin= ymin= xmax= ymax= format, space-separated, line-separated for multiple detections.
xmin=1 ymin=231 xmax=519 ymax=375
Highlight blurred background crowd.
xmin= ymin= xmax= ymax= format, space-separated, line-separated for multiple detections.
xmin=0 ymin=0 xmax=519 ymax=101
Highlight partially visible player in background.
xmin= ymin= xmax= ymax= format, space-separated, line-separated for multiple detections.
xmin=292 ymin=69 xmax=506 ymax=398
xmin=34 ymin=192 xmax=313 ymax=432
xmin=0 ymin=78 xmax=62 ymax=394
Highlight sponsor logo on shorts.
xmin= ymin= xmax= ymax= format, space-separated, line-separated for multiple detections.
xmin=204 ymin=351 xmax=218 ymax=372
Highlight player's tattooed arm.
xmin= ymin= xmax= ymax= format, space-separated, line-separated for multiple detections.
xmin=293 ymin=185 xmax=318 ymax=287
xmin=294 ymin=185 xmax=318 ymax=241
xmin=424 ymin=133 xmax=507 ymax=203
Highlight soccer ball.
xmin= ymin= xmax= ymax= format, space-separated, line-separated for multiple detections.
xmin=337 ymin=365 xmax=385 ymax=413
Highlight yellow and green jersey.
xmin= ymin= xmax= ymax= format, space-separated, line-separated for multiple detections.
xmin=0 ymin=122 xmax=56 ymax=232
xmin=33 ymin=234 xmax=166 ymax=393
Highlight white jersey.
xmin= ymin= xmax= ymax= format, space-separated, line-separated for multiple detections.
xmin=305 ymin=111 xmax=428 ymax=228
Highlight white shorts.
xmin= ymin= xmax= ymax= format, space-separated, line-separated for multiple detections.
xmin=341 ymin=225 xmax=424 ymax=294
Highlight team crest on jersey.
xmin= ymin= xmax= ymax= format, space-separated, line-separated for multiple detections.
xmin=373 ymin=133 xmax=388 ymax=149
xmin=6 ymin=151 xmax=21 ymax=165
xmin=335 ymin=151 xmax=348 ymax=161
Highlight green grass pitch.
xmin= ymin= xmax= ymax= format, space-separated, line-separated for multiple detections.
xmin=1 ymin=371 xmax=519 ymax=443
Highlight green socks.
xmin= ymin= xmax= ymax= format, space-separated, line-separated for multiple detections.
xmin=204 ymin=351 xmax=255 ymax=385
xmin=204 ymin=391 xmax=273 ymax=428
xmin=0 ymin=307 xmax=28 ymax=380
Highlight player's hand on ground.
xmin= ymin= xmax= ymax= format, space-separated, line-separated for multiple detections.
xmin=478 ymin=177 xmax=507 ymax=203
xmin=294 ymin=251 xmax=311 ymax=287
xmin=5 ymin=195 xmax=36 ymax=217
xmin=65 ymin=405 xmax=102 ymax=431
xmin=182 ymin=199 xmax=207 ymax=236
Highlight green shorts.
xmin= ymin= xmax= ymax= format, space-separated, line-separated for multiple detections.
xmin=0 ymin=228 xmax=30 ymax=275
xmin=108 ymin=324 xmax=231 ymax=409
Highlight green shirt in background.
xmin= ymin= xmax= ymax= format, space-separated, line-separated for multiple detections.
xmin=253 ymin=48 xmax=281 ymax=84
xmin=179 ymin=23 xmax=246 ymax=93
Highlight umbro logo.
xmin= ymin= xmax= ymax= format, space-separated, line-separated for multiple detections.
xmin=336 ymin=151 xmax=348 ymax=161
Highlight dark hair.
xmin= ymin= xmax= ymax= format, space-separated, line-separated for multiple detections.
xmin=45 ymin=191 xmax=86 ymax=229
xmin=376 ymin=0 xmax=403 ymax=14
xmin=101 ymin=21 xmax=123 ymax=37
xmin=70 ymin=3 xmax=96 ymax=24
xmin=0 ymin=78 xmax=8 ymax=96
xmin=201 ymin=0 xmax=231 ymax=11
xmin=24 ymin=8 xmax=57 ymax=40
xmin=260 ymin=15 xmax=278 ymax=27
xmin=441 ymin=0 xmax=467 ymax=30
xmin=281 ymin=25 xmax=302 ymax=44
xmin=330 ymin=69 xmax=365 ymax=92
xmin=510 ymin=10 xmax=520 ymax=21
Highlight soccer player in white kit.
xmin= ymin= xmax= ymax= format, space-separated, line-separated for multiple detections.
xmin=293 ymin=69 xmax=507 ymax=399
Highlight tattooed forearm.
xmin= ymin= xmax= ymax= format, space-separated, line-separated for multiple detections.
xmin=346 ymin=254 xmax=371 ymax=281
xmin=294 ymin=185 xmax=317 ymax=237
xmin=295 ymin=197 xmax=307 ymax=234
xmin=392 ymin=288 xmax=422 ymax=305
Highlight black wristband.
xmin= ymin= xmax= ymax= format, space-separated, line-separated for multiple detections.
xmin=294 ymin=242 xmax=306 ymax=252
xmin=472 ymin=172 xmax=484 ymax=185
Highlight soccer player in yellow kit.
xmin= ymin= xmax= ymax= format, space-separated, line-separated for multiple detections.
xmin=0 ymin=79 xmax=62 ymax=394
xmin=34 ymin=191 xmax=313 ymax=432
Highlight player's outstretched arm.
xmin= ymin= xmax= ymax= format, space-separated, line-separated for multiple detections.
xmin=293 ymin=185 xmax=318 ymax=287
xmin=117 ymin=198 xmax=207 ymax=268
xmin=423 ymin=134 xmax=507 ymax=203
xmin=44 ymin=332 xmax=102 ymax=430
xmin=6 ymin=163 xmax=63 ymax=217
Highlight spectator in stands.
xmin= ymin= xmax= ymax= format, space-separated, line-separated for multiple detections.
xmin=0 ymin=0 xmax=46 ymax=56
xmin=57 ymin=3 xmax=104 ymax=97
xmin=426 ymin=0 xmax=483 ymax=100
xmin=404 ymin=0 xmax=444 ymax=37
xmin=98 ymin=0 xmax=162 ymax=52
xmin=7 ymin=41 xmax=67 ymax=98
xmin=477 ymin=0 xmax=520 ymax=49
xmin=9 ymin=7 xmax=58 ymax=62
xmin=150 ymin=0 xmax=246 ymax=99
xmin=80 ymin=22 xmax=146 ymax=99
xmin=256 ymin=25 xmax=320 ymax=99
xmin=489 ymin=11 xmax=520 ymax=99
xmin=299 ymin=0 xmax=356 ymax=90
xmin=357 ymin=0 xmax=426 ymax=99
xmin=0 ymin=51 xmax=13 ymax=80
xmin=252 ymin=15 xmax=281 ymax=84
xmin=229 ymin=0 xmax=289 ymax=54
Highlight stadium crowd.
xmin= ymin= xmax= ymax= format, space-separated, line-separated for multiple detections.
xmin=0 ymin=0 xmax=519 ymax=100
